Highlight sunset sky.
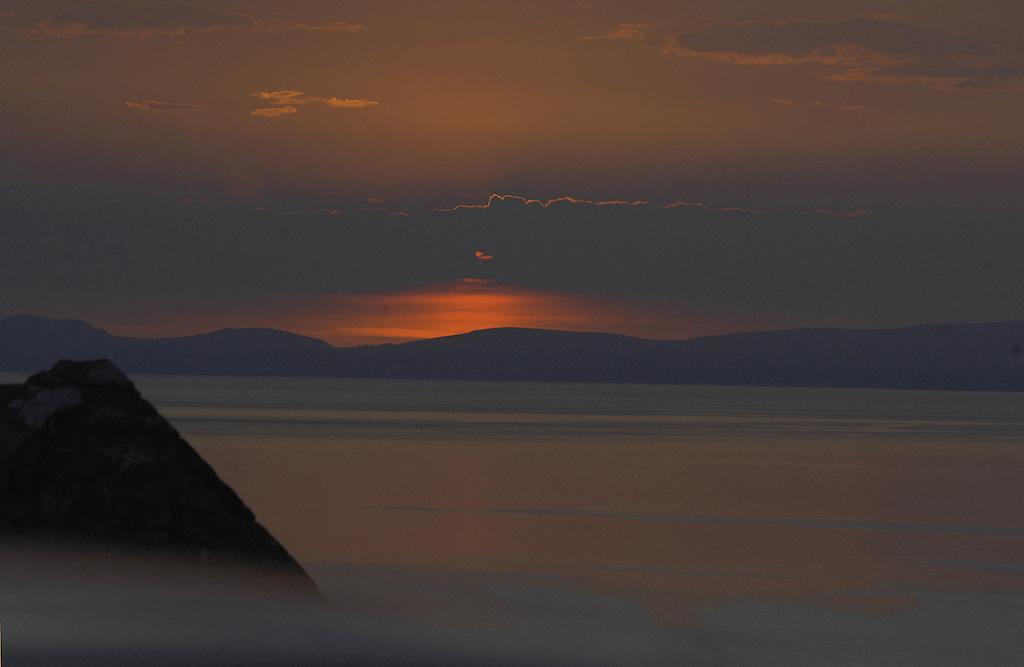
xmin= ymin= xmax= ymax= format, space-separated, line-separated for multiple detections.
xmin=2 ymin=1 xmax=1022 ymax=344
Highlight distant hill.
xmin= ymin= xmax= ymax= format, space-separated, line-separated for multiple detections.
xmin=2 ymin=314 xmax=1024 ymax=391
xmin=0 ymin=315 xmax=334 ymax=376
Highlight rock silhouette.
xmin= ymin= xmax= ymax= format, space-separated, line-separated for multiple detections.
xmin=0 ymin=359 xmax=317 ymax=595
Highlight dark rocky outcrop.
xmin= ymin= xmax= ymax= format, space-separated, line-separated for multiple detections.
xmin=0 ymin=359 xmax=317 ymax=596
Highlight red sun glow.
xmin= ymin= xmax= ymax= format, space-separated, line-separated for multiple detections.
xmin=280 ymin=280 xmax=743 ymax=346
xmin=102 ymin=281 xmax=755 ymax=347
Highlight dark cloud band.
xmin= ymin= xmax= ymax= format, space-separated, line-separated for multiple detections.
xmin=652 ymin=18 xmax=1024 ymax=91
xmin=31 ymin=3 xmax=365 ymax=38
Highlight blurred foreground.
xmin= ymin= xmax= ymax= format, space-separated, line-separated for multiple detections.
xmin=3 ymin=543 xmax=1024 ymax=665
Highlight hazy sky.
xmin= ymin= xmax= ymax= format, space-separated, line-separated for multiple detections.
xmin=1 ymin=1 xmax=1022 ymax=343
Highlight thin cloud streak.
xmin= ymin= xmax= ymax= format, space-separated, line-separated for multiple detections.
xmin=251 ymin=91 xmax=379 ymax=117
xmin=126 ymin=100 xmax=204 ymax=112
xmin=27 ymin=5 xmax=366 ymax=39
xmin=251 ymin=106 xmax=299 ymax=118
xmin=253 ymin=19 xmax=365 ymax=35
xmin=323 ymin=97 xmax=379 ymax=109
xmin=433 ymin=193 xmax=870 ymax=219
xmin=581 ymin=17 xmax=1024 ymax=92
xmin=251 ymin=206 xmax=412 ymax=217
xmin=254 ymin=90 xmax=309 ymax=106
xmin=580 ymin=22 xmax=653 ymax=41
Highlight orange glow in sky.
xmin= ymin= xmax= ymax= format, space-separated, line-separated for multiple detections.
xmin=301 ymin=280 xmax=612 ymax=344
xmin=269 ymin=279 xmax=739 ymax=346
xmin=101 ymin=279 xmax=762 ymax=346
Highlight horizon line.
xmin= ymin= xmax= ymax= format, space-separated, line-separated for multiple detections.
xmin=3 ymin=313 xmax=1023 ymax=350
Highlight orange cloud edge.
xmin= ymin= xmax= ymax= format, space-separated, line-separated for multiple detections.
xmin=251 ymin=192 xmax=870 ymax=219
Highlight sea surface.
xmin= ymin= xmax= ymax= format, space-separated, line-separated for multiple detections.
xmin=5 ymin=373 xmax=1024 ymax=664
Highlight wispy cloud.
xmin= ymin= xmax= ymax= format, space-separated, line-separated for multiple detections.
xmin=253 ymin=90 xmax=308 ymax=106
xmin=433 ymin=193 xmax=870 ymax=219
xmin=580 ymin=22 xmax=654 ymax=42
xmin=323 ymin=97 xmax=379 ymax=109
xmin=253 ymin=19 xmax=365 ymax=35
xmin=251 ymin=106 xmax=299 ymax=118
xmin=251 ymin=91 xmax=379 ymax=117
xmin=661 ymin=18 xmax=1024 ymax=92
xmin=769 ymin=99 xmax=866 ymax=114
xmin=27 ymin=4 xmax=366 ymax=39
xmin=244 ymin=193 xmax=869 ymax=220
xmin=126 ymin=99 xmax=204 ymax=112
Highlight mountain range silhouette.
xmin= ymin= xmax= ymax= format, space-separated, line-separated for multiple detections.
xmin=3 ymin=314 xmax=1024 ymax=391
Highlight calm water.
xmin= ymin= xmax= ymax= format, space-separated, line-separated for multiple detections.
xmin=5 ymin=373 xmax=1024 ymax=664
